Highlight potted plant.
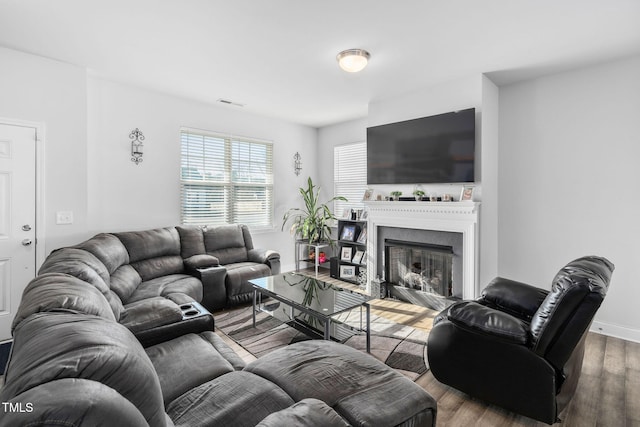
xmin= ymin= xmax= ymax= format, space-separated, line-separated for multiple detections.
xmin=413 ymin=189 xmax=425 ymax=201
xmin=390 ymin=191 xmax=402 ymax=201
xmin=282 ymin=177 xmax=347 ymax=244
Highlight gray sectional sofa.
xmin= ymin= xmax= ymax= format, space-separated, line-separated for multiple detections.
xmin=0 ymin=224 xmax=438 ymax=426
xmin=33 ymin=224 xmax=279 ymax=345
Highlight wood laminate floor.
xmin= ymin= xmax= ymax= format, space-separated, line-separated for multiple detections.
xmin=217 ymin=268 xmax=640 ymax=426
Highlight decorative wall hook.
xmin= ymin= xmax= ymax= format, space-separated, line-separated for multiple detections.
xmin=130 ymin=128 xmax=145 ymax=165
xmin=294 ymin=152 xmax=302 ymax=176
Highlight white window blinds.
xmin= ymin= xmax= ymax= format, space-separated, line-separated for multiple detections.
xmin=180 ymin=129 xmax=274 ymax=229
xmin=334 ymin=142 xmax=367 ymax=215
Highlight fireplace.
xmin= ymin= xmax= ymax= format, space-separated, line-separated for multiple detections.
xmin=385 ymin=239 xmax=453 ymax=297
xmin=365 ymin=201 xmax=479 ymax=302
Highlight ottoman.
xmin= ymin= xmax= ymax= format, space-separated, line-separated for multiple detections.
xmin=245 ymin=340 xmax=437 ymax=427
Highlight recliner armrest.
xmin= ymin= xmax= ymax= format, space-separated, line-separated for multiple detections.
xmin=480 ymin=277 xmax=549 ymax=321
xmin=446 ymin=301 xmax=530 ymax=345
xmin=183 ymin=254 xmax=220 ymax=271
xmin=247 ymin=248 xmax=280 ymax=264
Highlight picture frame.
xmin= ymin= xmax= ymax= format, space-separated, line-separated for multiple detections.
xmin=362 ymin=188 xmax=374 ymax=202
xmin=460 ymin=186 xmax=475 ymax=201
xmin=342 ymin=208 xmax=352 ymax=219
xmin=360 ymin=210 xmax=369 ymax=220
xmin=340 ymin=224 xmax=356 ymax=241
xmin=352 ymin=250 xmax=365 ymax=265
xmin=340 ymin=265 xmax=356 ymax=279
xmin=340 ymin=246 xmax=353 ymax=262
xmin=356 ymin=227 xmax=368 ymax=244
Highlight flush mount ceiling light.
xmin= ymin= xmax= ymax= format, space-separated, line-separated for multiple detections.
xmin=336 ymin=49 xmax=370 ymax=73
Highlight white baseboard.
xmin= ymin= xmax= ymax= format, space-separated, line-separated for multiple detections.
xmin=591 ymin=321 xmax=640 ymax=343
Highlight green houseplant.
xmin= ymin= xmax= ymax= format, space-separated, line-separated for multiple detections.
xmin=282 ymin=177 xmax=347 ymax=243
xmin=390 ymin=190 xmax=402 ymax=201
xmin=413 ymin=189 xmax=425 ymax=201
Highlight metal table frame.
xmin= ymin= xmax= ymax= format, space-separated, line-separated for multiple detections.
xmin=252 ymin=285 xmax=371 ymax=353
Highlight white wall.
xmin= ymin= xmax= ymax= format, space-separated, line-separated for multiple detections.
xmin=499 ymin=55 xmax=640 ymax=341
xmin=87 ymin=76 xmax=317 ymax=272
xmin=0 ymin=47 xmax=88 ymax=253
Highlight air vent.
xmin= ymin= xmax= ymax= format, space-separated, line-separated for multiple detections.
xmin=216 ymin=98 xmax=245 ymax=107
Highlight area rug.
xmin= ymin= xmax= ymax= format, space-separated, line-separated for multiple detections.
xmin=214 ymin=304 xmax=430 ymax=380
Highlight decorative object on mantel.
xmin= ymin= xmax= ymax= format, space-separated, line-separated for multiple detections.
xmin=442 ymin=194 xmax=452 ymax=202
xmin=390 ymin=190 xmax=402 ymax=201
xmin=362 ymin=188 xmax=374 ymax=201
xmin=460 ymin=185 xmax=475 ymax=201
xmin=282 ymin=177 xmax=346 ymax=244
xmin=413 ymin=189 xmax=425 ymax=201
xmin=293 ymin=152 xmax=302 ymax=176
xmin=129 ymin=128 xmax=145 ymax=165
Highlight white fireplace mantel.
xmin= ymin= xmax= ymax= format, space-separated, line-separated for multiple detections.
xmin=364 ymin=201 xmax=480 ymax=300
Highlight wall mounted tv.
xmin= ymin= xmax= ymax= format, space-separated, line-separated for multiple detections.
xmin=367 ymin=108 xmax=476 ymax=184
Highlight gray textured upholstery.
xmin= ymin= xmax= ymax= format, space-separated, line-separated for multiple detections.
xmin=245 ymin=340 xmax=437 ymax=427
xmin=5 ymin=269 xmax=437 ymax=427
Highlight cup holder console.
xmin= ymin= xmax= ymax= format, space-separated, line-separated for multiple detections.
xmin=179 ymin=302 xmax=210 ymax=320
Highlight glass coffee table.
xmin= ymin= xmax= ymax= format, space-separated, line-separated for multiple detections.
xmin=250 ymin=272 xmax=372 ymax=352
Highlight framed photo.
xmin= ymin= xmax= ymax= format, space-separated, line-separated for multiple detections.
xmin=356 ymin=228 xmax=368 ymax=244
xmin=360 ymin=210 xmax=369 ymax=220
xmin=340 ymin=246 xmax=353 ymax=262
xmin=460 ymin=186 xmax=475 ymax=201
xmin=352 ymin=250 xmax=365 ymax=265
xmin=340 ymin=224 xmax=356 ymax=241
xmin=362 ymin=189 xmax=374 ymax=202
xmin=342 ymin=208 xmax=352 ymax=219
xmin=340 ymin=265 xmax=356 ymax=279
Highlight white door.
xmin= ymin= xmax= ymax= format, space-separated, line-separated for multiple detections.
xmin=0 ymin=123 xmax=37 ymax=341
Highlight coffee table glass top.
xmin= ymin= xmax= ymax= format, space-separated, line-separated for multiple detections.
xmin=250 ymin=272 xmax=372 ymax=316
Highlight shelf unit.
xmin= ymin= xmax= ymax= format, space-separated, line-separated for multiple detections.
xmin=295 ymin=240 xmax=329 ymax=277
xmin=336 ymin=219 xmax=367 ymax=284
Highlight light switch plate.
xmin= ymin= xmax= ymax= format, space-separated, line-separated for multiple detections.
xmin=56 ymin=211 xmax=73 ymax=225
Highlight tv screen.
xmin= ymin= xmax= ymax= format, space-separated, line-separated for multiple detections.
xmin=367 ymin=108 xmax=476 ymax=184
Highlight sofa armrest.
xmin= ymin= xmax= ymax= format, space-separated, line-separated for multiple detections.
xmin=248 ymin=248 xmax=281 ymax=274
xmin=446 ymin=301 xmax=530 ymax=345
xmin=184 ymin=254 xmax=220 ymax=271
xmin=480 ymin=277 xmax=549 ymax=321
xmin=257 ymin=399 xmax=349 ymax=427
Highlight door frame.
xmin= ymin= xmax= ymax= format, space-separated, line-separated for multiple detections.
xmin=0 ymin=116 xmax=46 ymax=270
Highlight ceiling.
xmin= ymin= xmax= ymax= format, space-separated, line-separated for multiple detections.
xmin=1 ymin=0 xmax=639 ymax=128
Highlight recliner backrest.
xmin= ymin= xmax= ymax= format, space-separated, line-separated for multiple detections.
xmin=203 ymin=224 xmax=252 ymax=265
xmin=115 ymin=227 xmax=184 ymax=281
xmin=529 ymin=256 xmax=614 ymax=369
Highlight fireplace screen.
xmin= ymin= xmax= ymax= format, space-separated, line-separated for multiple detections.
xmin=385 ymin=240 xmax=453 ymax=297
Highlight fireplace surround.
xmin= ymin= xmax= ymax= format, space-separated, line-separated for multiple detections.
xmin=364 ymin=201 xmax=479 ymax=301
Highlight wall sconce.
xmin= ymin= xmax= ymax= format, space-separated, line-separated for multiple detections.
xmin=130 ymin=128 xmax=145 ymax=165
xmin=294 ymin=152 xmax=302 ymax=176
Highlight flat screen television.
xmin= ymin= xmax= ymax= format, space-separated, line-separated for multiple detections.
xmin=367 ymin=108 xmax=476 ymax=184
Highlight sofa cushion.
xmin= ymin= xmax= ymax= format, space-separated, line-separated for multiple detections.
xmin=176 ymin=225 xmax=206 ymax=258
xmin=119 ymin=297 xmax=184 ymax=333
xmin=245 ymin=340 xmax=437 ymax=427
xmin=256 ymin=398 xmax=349 ymax=427
xmin=203 ymin=224 xmax=248 ymax=265
xmin=166 ymin=371 xmax=294 ymax=427
xmin=11 ymin=273 xmax=117 ymax=332
xmin=75 ymin=233 xmax=130 ymax=275
xmin=115 ymin=227 xmax=182 ymax=263
xmin=1 ymin=313 xmax=167 ymax=427
xmin=110 ymin=264 xmax=143 ymax=303
xmin=127 ymin=274 xmax=202 ymax=305
xmin=131 ymin=255 xmax=185 ymax=281
xmin=0 ymin=379 xmax=150 ymax=427
xmin=146 ymin=332 xmax=239 ymax=406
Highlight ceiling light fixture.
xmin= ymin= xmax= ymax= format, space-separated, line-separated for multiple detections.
xmin=336 ymin=49 xmax=370 ymax=73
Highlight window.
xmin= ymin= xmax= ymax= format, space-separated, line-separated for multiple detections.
xmin=180 ymin=128 xmax=273 ymax=229
xmin=334 ymin=141 xmax=367 ymax=216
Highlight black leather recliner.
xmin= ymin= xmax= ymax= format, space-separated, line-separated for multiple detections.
xmin=427 ymin=256 xmax=614 ymax=424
